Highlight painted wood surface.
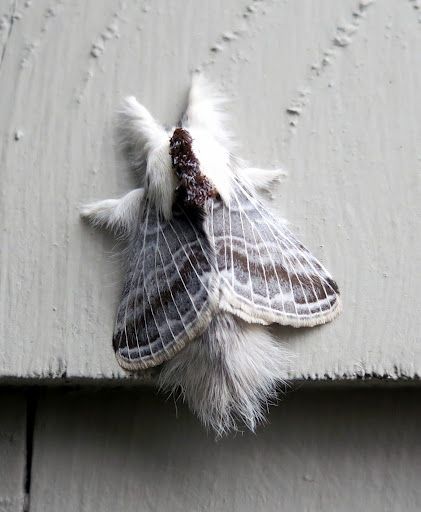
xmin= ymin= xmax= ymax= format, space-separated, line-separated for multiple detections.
xmin=0 ymin=392 xmax=27 ymax=512
xmin=1 ymin=0 xmax=420 ymax=380
xmin=29 ymin=387 xmax=421 ymax=512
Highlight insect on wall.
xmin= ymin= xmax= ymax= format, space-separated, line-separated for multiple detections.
xmin=81 ymin=75 xmax=341 ymax=436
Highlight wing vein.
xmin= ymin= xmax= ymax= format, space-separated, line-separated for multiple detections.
xmin=222 ymin=203 xmax=228 ymax=272
xmin=230 ymin=193 xmax=258 ymax=309
xmin=237 ymin=183 xmax=313 ymax=314
xmin=117 ymin=205 xmax=150 ymax=359
xmin=231 ymin=186 xmax=288 ymax=314
xmin=236 ymin=182 xmax=336 ymax=313
xmin=159 ymin=223 xmax=201 ymax=317
xmin=157 ymin=226 xmax=189 ymax=334
xmin=168 ymin=216 xmax=211 ymax=295
xmin=179 ymin=206 xmax=214 ymax=270
xmin=152 ymin=216 xmax=173 ymax=355
xmin=238 ymin=182 xmax=336 ymax=296
xmin=138 ymin=207 xmax=154 ymax=358
xmin=228 ymin=198 xmax=235 ymax=288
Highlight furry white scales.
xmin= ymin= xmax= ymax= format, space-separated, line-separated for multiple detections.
xmin=81 ymin=76 xmax=341 ymax=435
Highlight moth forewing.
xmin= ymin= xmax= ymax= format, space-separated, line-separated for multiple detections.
xmin=113 ymin=202 xmax=219 ymax=370
xmin=208 ymin=180 xmax=341 ymax=328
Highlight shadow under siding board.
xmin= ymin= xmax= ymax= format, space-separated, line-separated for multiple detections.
xmin=28 ymin=388 xmax=421 ymax=512
xmin=0 ymin=391 xmax=27 ymax=512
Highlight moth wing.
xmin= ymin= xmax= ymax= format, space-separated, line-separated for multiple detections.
xmin=113 ymin=203 xmax=218 ymax=370
xmin=208 ymin=181 xmax=341 ymax=327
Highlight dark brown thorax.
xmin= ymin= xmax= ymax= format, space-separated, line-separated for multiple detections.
xmin=169 ymin=128 xmax=217 ymax=208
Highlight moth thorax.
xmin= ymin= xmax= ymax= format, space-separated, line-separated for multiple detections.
xmin=169 ymin=127 xmax=217 ymax=207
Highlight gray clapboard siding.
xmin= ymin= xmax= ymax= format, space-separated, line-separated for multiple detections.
xmin=0 ymin=392 xmax=27 ymax=512
xmin=0 ymin=0 xmax=420 ymax=380
xmin=29 ymin=388 xmax=421 ymax=512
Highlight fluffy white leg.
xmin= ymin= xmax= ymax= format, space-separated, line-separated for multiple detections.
xmin=182 ymin=74 xmax=233 ymax=149
xmin=117 ymin=96 xmax=168 ymax=158
xmin=118 ymin=96 xmax=176 ymax=221
xmin=241 ymin=167 xmax=287 ymax=192
xmin=80 ymin=188 xmax=144 ymax=234
xmin=158 ymin=313 xmax=292 ymax=436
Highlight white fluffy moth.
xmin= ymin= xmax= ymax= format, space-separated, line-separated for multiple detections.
xmin=81 ymin=75 xmax=341 ymax=435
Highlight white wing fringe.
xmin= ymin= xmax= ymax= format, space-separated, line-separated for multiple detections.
xmin=158 ymin=313 xmax=292 ymax=436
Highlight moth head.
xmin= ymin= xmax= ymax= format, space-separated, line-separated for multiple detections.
xmin=117 ymin=75 xmax=234 ymax=219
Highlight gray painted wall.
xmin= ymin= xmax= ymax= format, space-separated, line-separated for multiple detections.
xmin=1 ymin=1 xmax=421 ymax=510
xmin=1 ymin=0 xmax=420 ymax=381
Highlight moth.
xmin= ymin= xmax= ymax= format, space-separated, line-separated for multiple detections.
xmin=81 ymin=76 xmax=341 ymax=435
